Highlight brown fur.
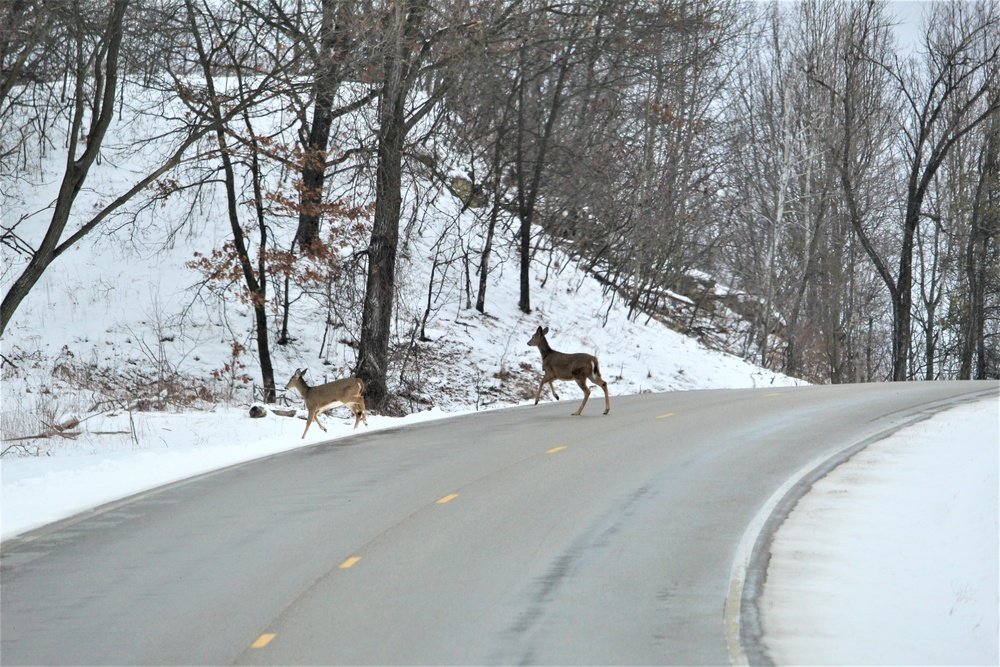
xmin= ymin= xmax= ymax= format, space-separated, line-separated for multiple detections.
xmin=285 ymin=368 xmax=368 ymax=438
xmin=527 ymin=326 xmax=610 ymax=415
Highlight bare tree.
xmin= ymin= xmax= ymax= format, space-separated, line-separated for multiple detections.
xmin=356 ymin=0 xmax=458 ymax=412
xmin=275 ymin=0 xmax=376 ymax=251
xmin=1 ymin=0 xmax=130 ymax=335
xmin=829 ymin=0 xmax=1000 ymax=380
xmin=961 ymin=91 xmax=1000 ymax=378
xmin=176 ymin=0 xmax=305 ymax=402
xmin=0 ymin=0 xmax=278 ymax=338
xmin=725 ymin=0 xmax=889 ymax=382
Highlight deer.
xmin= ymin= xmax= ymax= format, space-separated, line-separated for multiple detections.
xmin=284 ymin=368 xmax=368 ymax=439
xmin=527 ymin=326 xmax=610 ymax=416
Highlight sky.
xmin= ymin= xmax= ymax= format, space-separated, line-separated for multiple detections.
xmin=888 ymin=0 xmax=931 ymax=53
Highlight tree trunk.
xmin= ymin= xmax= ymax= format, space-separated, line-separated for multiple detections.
xmin=476 ymin=198 xmax=499 ymax=314
xmin=241 ymin=108 xmax=277 ymax=402
xmin=961 ymin=113 xmax=999 ymax=379
xmin=293 ymin=0 xmax=352 ymax=251
xmin=354 ymin=0 xmax=427 ymax=412
xmin=185 ymin=0 xmax=274 ymax=402
xmin=892 ymin=204 xmax=918 ymax=381
xmin=513 ymin=52 xmax=572 ymax=315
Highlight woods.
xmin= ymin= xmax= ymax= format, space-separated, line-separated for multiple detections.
xmin=3 ymin=0 xmax=999 ymax=413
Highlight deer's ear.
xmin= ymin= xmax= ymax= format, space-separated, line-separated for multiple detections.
xmin=542 ymin=327 xmax=549 ymax=335
xmin=297 ymin=368 xmax=307 ymax=376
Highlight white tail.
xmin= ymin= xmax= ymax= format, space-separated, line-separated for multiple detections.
xmin=284 ymin=368 xmax=368 ymax=439
xmin=527 ymin=326 xmax=610 ymax=415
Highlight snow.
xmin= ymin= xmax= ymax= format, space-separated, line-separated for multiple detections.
xmin=0 ymin=407 xmax=453 ymax=540
xmin=760 ymin=396 xmax=1000 ymax=665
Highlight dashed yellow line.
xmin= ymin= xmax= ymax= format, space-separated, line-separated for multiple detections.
xmin=334 ymin=444 xmax=579 ymax=581
xmin=251 ymin=633 xmax=276 ymax=649
xmin=656 ymin=413 xmax=675 ymax=419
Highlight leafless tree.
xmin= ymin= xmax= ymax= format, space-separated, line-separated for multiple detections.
xmin=355 ymin=0 xmax=478 ymax=412
xmin=829 ymin=0 xmax=1000 ymax=380
xmin=1 ymin=0 xmax=130 ymax=335
xmin=172 ymin=0 xmax=310 ymax=401
xmin=725 ymin=0 xmax=889 ymax=382
xmin=961 ymin=101 xmax=1000 ymax=378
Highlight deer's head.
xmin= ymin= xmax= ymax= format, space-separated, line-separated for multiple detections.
xmin=528 ymin=326 xmax=549 ymax=347
xmin=285 ymin=367 xmax=307 ymax=390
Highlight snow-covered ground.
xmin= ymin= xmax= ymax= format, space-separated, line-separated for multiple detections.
xmin=760 ymin=396 xmax=999 ymax=666
xmin=0 ymin=406 xmax=455 ymax=540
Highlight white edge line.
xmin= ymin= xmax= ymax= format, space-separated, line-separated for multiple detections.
xmin=724 ymin=451 xmax=830 ymax=666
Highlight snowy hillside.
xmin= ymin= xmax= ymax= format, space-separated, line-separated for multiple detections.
xmin=0 ymin=75 xmax=801 ymax=461
xmin=1 ymin=188 xmax=798 ymax=446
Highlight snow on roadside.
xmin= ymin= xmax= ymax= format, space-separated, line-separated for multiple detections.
xmin=760 ymin=396 xmax=1000 ymax=666
xmin=0 ymin=407 xmax=454 ymax=541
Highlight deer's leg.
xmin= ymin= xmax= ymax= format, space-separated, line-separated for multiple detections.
xmin=310 ymin=409 xmax=328 ymax=435
xmin=597 ymin=378 xmax=610 ymax=415
xmin=588 ymin=369 xmax=611 ymax=415
xmin=535 ymin=376 xmax=549 ymax=405
xmin=549 ymin=380 xmax=560 ymax=400
xmin=572 ymin=377 xmax=590 ymax=415
xmin=349 ymin=401 xmax=367 ymax=429
xmin=357 ymin=398 xmax=368 ymax=427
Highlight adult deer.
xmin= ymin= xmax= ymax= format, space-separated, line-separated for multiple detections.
xmin=527 ymin=326 xmax=610 ymax=415
xmin=284 ymin=368 xmax=368 ymax=438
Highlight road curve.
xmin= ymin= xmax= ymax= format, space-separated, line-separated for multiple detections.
xmin=2 ymin=381 xmax=996 ymax=666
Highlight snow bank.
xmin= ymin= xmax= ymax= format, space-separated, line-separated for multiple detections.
xmin=760 ymin=396 xmax=1000 ymax=665
xmin=0 ymin=406 xmax=452 ymax=540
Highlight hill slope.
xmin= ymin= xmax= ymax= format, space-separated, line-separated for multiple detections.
xmin=1 ymin=82 xmax=800 ymax=461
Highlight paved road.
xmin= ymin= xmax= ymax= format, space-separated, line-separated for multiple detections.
xmin=2 ymin=381 xmax=996 ymax=666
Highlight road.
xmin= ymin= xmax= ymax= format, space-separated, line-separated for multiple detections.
xmin=2 ymin=381 xmax=996 ymax=666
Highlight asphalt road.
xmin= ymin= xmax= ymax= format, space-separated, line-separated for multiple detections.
xmin=2 ymin=381 xmax=996 ymax=666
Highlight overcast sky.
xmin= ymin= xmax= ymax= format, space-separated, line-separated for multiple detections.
xmin=887 ymin=0 xmax=930 ymax=53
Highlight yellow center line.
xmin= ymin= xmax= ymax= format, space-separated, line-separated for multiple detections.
xmin=437 ymin=493 xmax=459 ymax=504
xmin=339 ymin=556 xmax=362 ymax=569
xmin=251 ymin=634 xmax=276 ymax=649
xmin=546 ymin=446 xmax=567 ymax=454
xmin=656 ymin=413 xmax=675 ymax=419
xmin=765 ymin=393 xmax=781 ymax=396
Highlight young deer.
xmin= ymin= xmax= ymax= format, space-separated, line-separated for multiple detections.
xmin=284 ymin=368 xmax=368 ymax=439
xmin=527 ymin=326 xmax=610 ymax=415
